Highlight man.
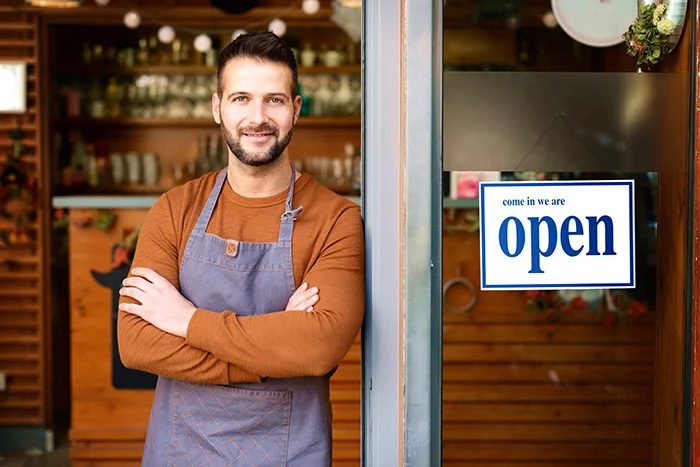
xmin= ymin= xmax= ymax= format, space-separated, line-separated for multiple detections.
xmin=117 ymin=32 xmax=365 ymax=467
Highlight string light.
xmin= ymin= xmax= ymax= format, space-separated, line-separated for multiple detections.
xmin=109 ymin=1 xmax=300 ymax=51
xmin=542 ymin=11 xmax=558 ymax=29
xmin=232 ymin=29 xmax=247 ymax=41
xmin=301 ymin=0 xmax=320 ymax=15
xmin=268 ymin=18 xmax=287 ymax=37
xmin=157 ymin=25 xmax=176 ymax=43
xmin=193 ymin=34 xmax=212 ymax=53
xmin=123 ymin=10 xmax=141 ymax=29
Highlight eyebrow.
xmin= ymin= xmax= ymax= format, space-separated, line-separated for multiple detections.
xmin=227 ymin=91 xmax=290 ymax=100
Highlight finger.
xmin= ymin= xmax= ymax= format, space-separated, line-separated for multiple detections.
xmin=119 ymin=302 xmax=142 ymax=315
xmin=296 ymin=294 xmax=319 ymax=311
xmin=122 ymin=276 xmax=152 ymax=291
xmin=295 ymin=287 xmax=318 ymax=302
xmin=289 ymin=283 xmax=308 ymax=302
xmin=131 ymin=267 xmax=165 ymax=285
xmin=119 ymin=286 xmax=146 ymax=303
xmin=288 ymin=288 xmax=319 ymax=310
xmin=306 ymin=306 xmax=314 ymax=312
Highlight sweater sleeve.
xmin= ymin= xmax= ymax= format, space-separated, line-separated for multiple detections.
xmin=117 ymin=193 xmax=262 ymax=385
xmin=186 ymin=205 xmax=365 ymax=378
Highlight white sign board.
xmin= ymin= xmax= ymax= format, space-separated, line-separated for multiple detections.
xmin=479 ymin=180 xmax=635 ymax=290
xmin=0 ymin=62 xmax=26 ymax=114
xmin=551 ymin=0 xmax=638 ymax=48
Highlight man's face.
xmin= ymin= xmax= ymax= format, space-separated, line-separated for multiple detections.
xmin=212 ymin=58 xmax=301 ymax=167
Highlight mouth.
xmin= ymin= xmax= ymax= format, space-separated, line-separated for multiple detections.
xmin=242 ymin=132 xmax=274 ymax=143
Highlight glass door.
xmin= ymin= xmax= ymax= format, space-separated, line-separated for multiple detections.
xmin=440 ymin=1 xmax=695 ymax=466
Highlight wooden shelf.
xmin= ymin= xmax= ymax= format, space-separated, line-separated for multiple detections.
xmin=56 ymin=64 xmax=361 ymax=76
xmin=55 ymin=116 xmax=361 ymax=128
xmin=55 ymin=185 xmax=164 ymax=197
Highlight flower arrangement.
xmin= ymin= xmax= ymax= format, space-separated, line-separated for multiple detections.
xmin=525 ymin=289 xmax=648 ymax=326
xmin=112 ymin=227 xmax=140 ymax=269
xmin=623 ymin=2 xmax=675 ymax=69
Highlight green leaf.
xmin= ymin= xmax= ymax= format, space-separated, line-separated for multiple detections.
xmin=653 ymin=48 xmax=661 ymax=58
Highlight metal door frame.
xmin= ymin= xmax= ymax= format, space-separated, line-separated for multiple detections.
xmin=361 ymin=0 xmax=443 ymax=465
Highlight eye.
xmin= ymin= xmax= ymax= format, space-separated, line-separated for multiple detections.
xmin=269 ymin=97 xmax=283 ymax=104
xmin=233 ymin=96 xmax=247 ymax=103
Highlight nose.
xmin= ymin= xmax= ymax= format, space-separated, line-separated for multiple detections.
xmin=247 ymin=100 xmax=268 ymax=126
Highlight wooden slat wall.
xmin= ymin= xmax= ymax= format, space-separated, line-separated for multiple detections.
xmin=0 ymin=8 xmax=46 ymax=427
xmin=442 ymin=231 xmax=656 ymax=467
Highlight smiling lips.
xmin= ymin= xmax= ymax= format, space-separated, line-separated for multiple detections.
xmin=243 ymin=132 xmax=274 ymax=143
xmin=241 ymin=125 xmax=276 ymax=143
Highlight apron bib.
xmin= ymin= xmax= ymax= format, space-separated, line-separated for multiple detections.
xmin=141 ymin=169 xmax=332 ymax=467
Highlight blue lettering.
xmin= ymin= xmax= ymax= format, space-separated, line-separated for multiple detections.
xmin=560 ymin=216 xmax=584 ymax=256
xmin=498 ymin=216 xmax=525 ymax=257
xmin=528 ymin=216 xmax=556 ymax=273
xmin=586 ymin=216 xmax=616 ymax=255
xmin=497 ymin=214 xmax=618 ymax=272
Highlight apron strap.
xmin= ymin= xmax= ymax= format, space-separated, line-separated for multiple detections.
xmin=192 ymin=169 xmax=227 ymax=235
xmin=191 ymin=166 xmax=300 ymax=243
xmin=278 ymin=166 xmax=303 ymax=243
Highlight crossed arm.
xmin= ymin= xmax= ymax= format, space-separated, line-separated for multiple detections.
xmin=117 ymin=194 xmax=365 ymax=384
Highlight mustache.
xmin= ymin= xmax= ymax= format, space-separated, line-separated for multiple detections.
xmin=239 ymin=124 xmax=278 ymax=135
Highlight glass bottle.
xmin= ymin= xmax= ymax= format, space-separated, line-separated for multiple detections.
xmin=137 ymin=38 xmax=149 ymax=66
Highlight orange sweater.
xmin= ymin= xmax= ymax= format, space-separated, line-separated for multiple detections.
xmin=117 ymin=171 xmax=365 ymax=385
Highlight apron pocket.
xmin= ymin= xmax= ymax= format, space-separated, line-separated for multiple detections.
xmin=167 ymin=382 xmax=291 ymax=467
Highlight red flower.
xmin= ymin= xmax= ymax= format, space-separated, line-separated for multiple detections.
xmin=602 ymin=312 xmax=618 ymax=327
xmin=526 ymin=290 xmax=539 ymax=299
xmin=112 ymin=246 xmax=130 ymax=269
xmin=570 ymin=297 xmax=589 ymax=312
xmin=627 ymin=301 xmax=648 ymax=321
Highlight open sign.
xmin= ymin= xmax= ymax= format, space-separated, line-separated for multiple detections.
xmin=479 ymin=180 xmax=635 ymax=290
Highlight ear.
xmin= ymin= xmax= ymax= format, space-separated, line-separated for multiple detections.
xmin=212 ymin=92 xmax=222 ymax=125
xmin=292 ymin=94 xmax=302 ymax=125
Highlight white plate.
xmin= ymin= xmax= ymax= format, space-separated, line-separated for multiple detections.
xmin=551 ymin=0 xmax=637 ymax=48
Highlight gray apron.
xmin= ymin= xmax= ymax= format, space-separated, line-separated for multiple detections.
xmin=141 ymin=168 xmax=332 ymax=466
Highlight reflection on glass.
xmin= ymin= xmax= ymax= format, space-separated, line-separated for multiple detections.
xmin=442 ymin=171 xmax=658 ymax=465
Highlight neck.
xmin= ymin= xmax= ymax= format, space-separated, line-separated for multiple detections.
xmin=226 ymin=151 xmax=295 ymax=198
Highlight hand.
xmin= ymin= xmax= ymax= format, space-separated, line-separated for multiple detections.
xmin=119 ymin=267 xmax=196 ymax=338
xmin=286 ymin=282 xmax=319 ymax=312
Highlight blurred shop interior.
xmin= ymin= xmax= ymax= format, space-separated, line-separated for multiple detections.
xmin=0 ymin=0 xmax=693 ymax=466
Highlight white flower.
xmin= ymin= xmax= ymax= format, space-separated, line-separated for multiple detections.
xmin=653 ymin=3 xmax=667 ymax=25
xmin=657 ymin=17 xmax=675 ymax=35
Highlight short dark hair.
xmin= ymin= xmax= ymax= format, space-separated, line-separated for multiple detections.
xmin=217 ymin=31 xmax=298 ymax=98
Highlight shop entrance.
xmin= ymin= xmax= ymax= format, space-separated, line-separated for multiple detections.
xmin=439 ymin=2 xmax=695 ymax=465
xmin=361 ymin=0 xmax=697 ymax=466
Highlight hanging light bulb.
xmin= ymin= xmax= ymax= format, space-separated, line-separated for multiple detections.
xmin=123 ymin=10 xmax=141 ymax=29
xmin=94 ymin=0 xmax=109 ymax=6
xmin=542 ymin=11 xmax=558 ymax=29
xmin=158 ymin=25 xmax=176 ymax=44
xmin=25 ymin=0 xmax=81 ymax=7
xmin=268 ymin=18 xmax=287 ymax=37
xmin=232 ymin=29 xmax=247 ymax=41
xmin=302 ymin=0 xmax=320 ymax=15
xmin=194 ymin=34 xmax=212 ymax=53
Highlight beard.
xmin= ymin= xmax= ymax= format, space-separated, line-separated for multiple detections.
xmin=220 ymin=119 xmax=294 ymax=167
